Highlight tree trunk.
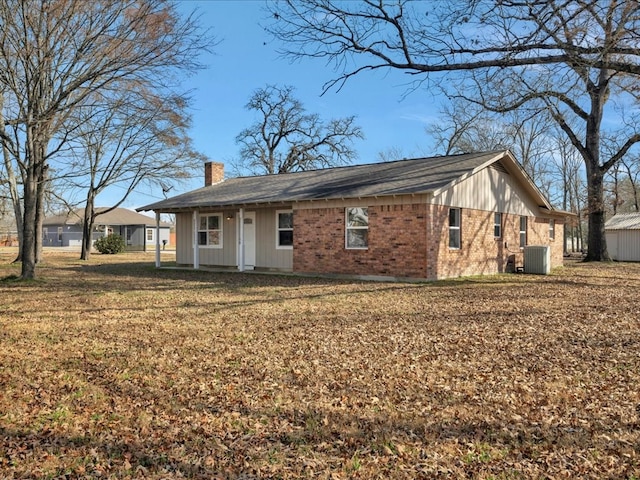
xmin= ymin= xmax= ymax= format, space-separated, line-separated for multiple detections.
xmin=611 ymin=165 xmax=620 ymax=215
xmin=81 ymin=196 xmax=95 ymax=260
xmin=622 ymin=161 xmax=640 ymax=212
xmin=2 ymin=140 xmax=23 ymax=262
xmin=585 ymin=162 xmax=610 ymax=261
xmin=21 ymin=124 xmax=48 ymax=279
xmin=21 ymin=168 xmax=38 ymax=279
xmin=35 ymin=164 xmax=47 ymax=264
xmin=0 ymin=95 xmax=24 ymax=263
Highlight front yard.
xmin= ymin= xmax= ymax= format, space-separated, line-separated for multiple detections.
xmin=0 ymin=251 xmax=639 ymax=479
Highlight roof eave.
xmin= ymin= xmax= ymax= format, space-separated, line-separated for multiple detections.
xmin=137 ymin=191 xmax=436 ymax=214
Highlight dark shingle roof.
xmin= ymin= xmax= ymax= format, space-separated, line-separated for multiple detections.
xmin=139 ymin=151 xmax=510 ymax=212
xmin=44 ymin=207 xmax=168 ymax=227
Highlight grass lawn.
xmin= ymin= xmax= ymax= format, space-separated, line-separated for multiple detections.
xmin=0 ymin=250 xmax=639 ymax=479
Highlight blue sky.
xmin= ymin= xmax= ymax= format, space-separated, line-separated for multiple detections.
xmin=107 ymin=0 xmax=444 ymax=210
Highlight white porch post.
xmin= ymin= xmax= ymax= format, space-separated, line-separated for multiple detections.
xmin=238 ymin=208 xmax=244 ymax=272
xmin=155 ymin=211 xmax=161 ymax=268
xmin=192 ymin=210 xmax=200 ymax=269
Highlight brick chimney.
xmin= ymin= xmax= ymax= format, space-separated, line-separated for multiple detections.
xmin=204 ymin=161 xmax=224 ymax=186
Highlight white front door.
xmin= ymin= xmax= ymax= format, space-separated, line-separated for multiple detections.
xmin=243 ymin=211 xmax=256 ymax=269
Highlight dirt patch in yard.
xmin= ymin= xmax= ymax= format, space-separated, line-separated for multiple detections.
xmin=0 ymin=252 xmax=639 ymax=479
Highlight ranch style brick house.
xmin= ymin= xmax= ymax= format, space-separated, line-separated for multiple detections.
xmin=138 ymin=150 xmax=569 ymax=280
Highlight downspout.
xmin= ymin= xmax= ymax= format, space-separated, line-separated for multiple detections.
xmin=238 ymin=208 xmax=244 ymax=272
xmin=193 ymin=210 xmax=200 ymax=269
xmin=155 ymin=212 xmax=161 ymax=268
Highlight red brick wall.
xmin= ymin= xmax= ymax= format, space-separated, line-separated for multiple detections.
xmin=529 ymin=216 xmax=564 ymax=267
xmin=427 ymin=205 xmax=507 ymax=279
xmin=293 ymin=203 xmax=564 ymax=280
xmin=428 ymin=206 xmax=564 ymax=279
xmin=293 ymin=204 xmax=428 ymax=278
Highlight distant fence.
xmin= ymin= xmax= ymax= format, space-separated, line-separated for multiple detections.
xmin=1 ymin=231 xmax=18 ymax=246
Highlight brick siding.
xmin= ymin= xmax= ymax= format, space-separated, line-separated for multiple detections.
xmin=530 ymin=216 xmax=564 ymax=267
xmin=293 ymin=204 xmax=428 ymax=278
xmin=428 ymin=206 xmax=564 ymax=279
xmin=204 ymin=162 xmax=224 ymax=186
xmin=293 ymin=203 xmax=564 ymax=280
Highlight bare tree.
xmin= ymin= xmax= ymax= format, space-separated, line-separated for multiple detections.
xmin=64 ymin=91 xmax=205 ymax=260
xmin=427 ymin=99 xmax=555 ymax=197
xmin=376 ymin=146 xmax=409 ymax=163
xmin=0 ymin=0 xmax=212 ymax=279
xmin=620 ymin=157 xmax=640 ymax=212
xmin=606 ymin=162 xmax=625 ymax=216
xmin=551 ymin=130 xmax=586 ymax=254
xmin=234 ymin=85 xmax=363 ymax=175
xmin=268 ymin=0 xmax=640 ymax=261
xmin=0 ymin=96 xmax=22 ymax=258
xmin=427 ymin=101 xmax=510 ymax=156
xmin=606 ymin=156 xmax=640 ymax=214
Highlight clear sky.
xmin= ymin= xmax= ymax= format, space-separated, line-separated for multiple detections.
xmin=105 ymin=0 xmax=444 ymax=210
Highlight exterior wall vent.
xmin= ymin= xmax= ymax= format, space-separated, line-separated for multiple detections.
xmin=490 ymin=161 xmax=509 ymax=175
xmin=523 ymin=245 xmax=550 ymax=275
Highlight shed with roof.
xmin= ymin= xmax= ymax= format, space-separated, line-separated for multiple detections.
xmin=605 ymin=213 xmax=640 ymax=262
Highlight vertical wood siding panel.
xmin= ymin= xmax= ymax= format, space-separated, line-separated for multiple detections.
xmin=432 ymin=167 xmax=539 ymax=216
xmin=199 ymin=214 xmax=236 ymax=267
xmin=224 ymin=217 xmax=237 ymax=265
xmin=176 ymin=213 xmax=193 ymax=264
xmin=254 ymin=209 xmax=293 ymax=270
xmin=176 ymin=212 xmax=237 ymax=267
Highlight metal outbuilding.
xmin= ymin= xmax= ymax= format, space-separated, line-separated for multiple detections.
xmin=605 ymin=213 xmax=640 ymax=261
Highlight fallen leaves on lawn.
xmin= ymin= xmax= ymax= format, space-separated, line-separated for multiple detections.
xmin=0 ymin=252 xmax=639 ymax=479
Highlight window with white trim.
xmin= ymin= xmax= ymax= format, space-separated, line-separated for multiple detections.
xmin=346 ymin=207 xmax=368 ymax=249
xmin=494 ymin=212 xmax=502 ymax=239
xmin=520 ymin=216 xmax=527 ymax=248
xmin=276 ymin=210 xmax=293 ymax=249
xmin=449 ymin=208 xmax=461 ymax=249
xmin=146 ymin=229 xmax=153 ymax=242
xmin=198 ymin=213 xmax=223 ymax=247
xmin=549 ymin=219 xmax=555 ymax=240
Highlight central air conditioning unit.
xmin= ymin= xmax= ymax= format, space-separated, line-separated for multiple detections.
xmin=523 ymin=245 xmax=550 ymax=275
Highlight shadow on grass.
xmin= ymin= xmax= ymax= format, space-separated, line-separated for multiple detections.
xmin=2 ymin=401 xmax=637 ymax=479
xmin=0 ymin=425 xmax=225 ymax=479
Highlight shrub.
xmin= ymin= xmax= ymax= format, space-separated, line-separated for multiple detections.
xmin=94 ymin=233 xmax=126 ymax=254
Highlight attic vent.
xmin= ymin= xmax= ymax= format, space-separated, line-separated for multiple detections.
xmin=490 ymin=161 xmax=509 ymax=175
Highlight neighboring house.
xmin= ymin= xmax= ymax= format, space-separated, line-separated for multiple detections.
xmin=43 ymin=207 xmax=171 ymax=251
xmin=138 ymin=150 xmax=570 ymax=280
xmin=605 ymin=213 xmax=640 ymax=261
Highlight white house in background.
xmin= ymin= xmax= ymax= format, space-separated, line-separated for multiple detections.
xmin=605 ymin=213 xmax=640 ymax=261
xmin=43 ymin=207 xmax=171 ymax=251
